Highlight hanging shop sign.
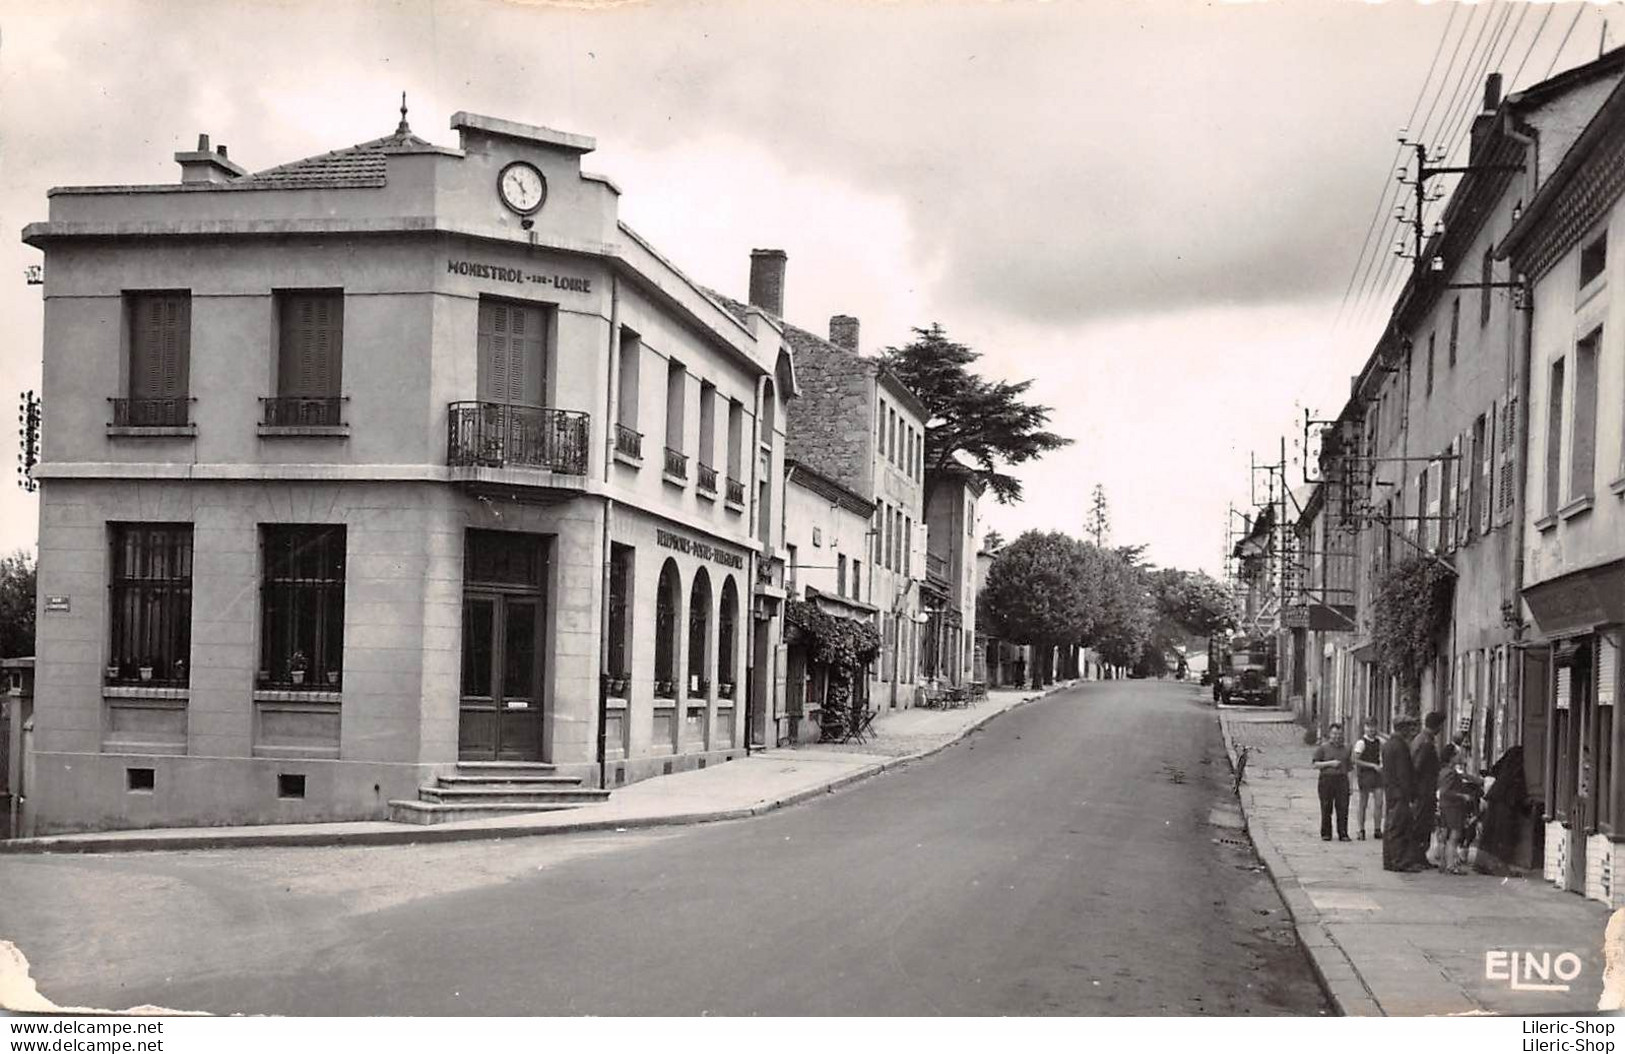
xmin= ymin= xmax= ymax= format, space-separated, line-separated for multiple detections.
xmin=656 ymin=527 xmax=745 ymax=569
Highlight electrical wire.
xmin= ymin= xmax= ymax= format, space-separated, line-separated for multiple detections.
xmin=1331 ymin=4 xmax=1462 ymax=332
xmin=1541 ymin=2 xmax=1591 ymax=82
xmin=1346 ymin=3 xmax=1487 ymax=331
xmin=1506 ymin=3 xmax=1557 ymax=91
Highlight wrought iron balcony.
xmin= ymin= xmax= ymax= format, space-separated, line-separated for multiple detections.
xmin=261 ymin=396 xmax=346 ymax=427
xmin=447 ymin=402 xmax=589 ymax=475
xmin=109 ymin=397 xmax=191 ymax=427
xmin=664 ymin=447 xmax=689 ymax=479
xmin=726 ymin=476 xmax=745 ymax=505
xmin=698 ymin=462 xmax=718 ymax=494
xmin=614 ymin=424 xmax=643 ymax=460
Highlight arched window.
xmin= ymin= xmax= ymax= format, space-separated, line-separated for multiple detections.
xmin=761 ymin=377 xmax=776 ymax=436
xmin=655 ymin=559 xmax=680 ymax=694
xmin=688 ymin=569 xmax=712 ymax=695
xmin=718 ymin=576 xmax=739 ymax=696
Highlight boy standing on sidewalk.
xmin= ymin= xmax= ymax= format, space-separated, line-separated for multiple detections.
xmin=1351 ymin=719 xmax=1384 ymax=841
xmin=1312 ymin=722 xmax=1353 ymax=842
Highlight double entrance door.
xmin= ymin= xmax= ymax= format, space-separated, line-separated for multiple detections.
xmin=459 ymin=531 xmax=549 ymax=761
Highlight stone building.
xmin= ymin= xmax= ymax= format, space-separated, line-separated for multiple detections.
xmin=1329 ymin=54 xmax=1624 ymax=766
xmin=774 ymin=311 xmax=930 ymax=712
xmin=1501 ymin=71 xmax=1625 ymax=904
xmin=20 ymin=109 xmax=794 ymax=834
xmin=923 ymin=468 xmax=983 ymax=687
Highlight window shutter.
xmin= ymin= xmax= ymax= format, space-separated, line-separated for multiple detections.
xmin=911 ymin=521 xmax=929 ymax=580
xmin=279 ymin=293 xmax=343 ymax=398
xmin=1441 ymin=441 xmax=1456 ymax=554
xmin=1427 ymin=460 xmax=1442 ymax=552
xmin=1498 ymin=390 xmax=1518 ymax=522
xmin=1480 ymin=401 xmax=1496 ymax=535
xmin=1601 ymin=634 xmax=1618 ymax=708
xmin=130 ymin=293 xmax=191 ymax=400
xmin=1456 ymin=430 xmax=1471 ymax=547
xmin=1557 ymin=665 xmax=1572 ymax=710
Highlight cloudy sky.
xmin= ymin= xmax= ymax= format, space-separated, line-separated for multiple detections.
xmin=2 ymin=0 xmax=1620 ymax=575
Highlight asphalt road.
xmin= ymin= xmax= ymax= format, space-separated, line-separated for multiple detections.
xmin=0 ymin=680 xmax=1329 ymax=1015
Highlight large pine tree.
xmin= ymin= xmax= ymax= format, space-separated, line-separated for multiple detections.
xmin=881 ymin=325 xmax=1071 ymax=506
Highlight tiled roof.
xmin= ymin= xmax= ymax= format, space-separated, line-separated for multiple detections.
xmin=241 ymin=129 xmax=442 ymax=190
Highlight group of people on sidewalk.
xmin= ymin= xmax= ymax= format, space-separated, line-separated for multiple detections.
xmin=1309 ymin=712 xmax=1484 ymax=875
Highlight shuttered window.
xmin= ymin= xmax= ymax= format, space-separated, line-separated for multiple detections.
xmin=277 ymin=292 xmax=344 ymax=397
xmin=1479 ymin=401 xmax=1495 ymax=535
xmin=477 ymin=299 xmax=547 ymax=406
xmin=1440 ymin=441 xmax=1456 ymax=553
xmin=1456 ymin=430 xmax=1471 ymax=548
xmin=1426 ymin=459 xmax=1442 ymax=553
xmin=127 ymin=292 xmax=191 ymax=401
xmin=1497 ymin=389 xmax=1518 ymax=524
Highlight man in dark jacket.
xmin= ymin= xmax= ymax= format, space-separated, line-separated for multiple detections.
xmin=1382 ymin=716 xmax=1423 ymax=871
xmin=1411 ymin=711 xmax=1446 ymax=867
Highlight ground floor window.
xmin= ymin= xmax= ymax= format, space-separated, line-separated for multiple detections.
xmin=608 ymin=544 xmax=633 ymax=681
xmin=718 ymin=577 xmax=738 ymax=697
xmin=655 ymin=559 xmax=679 ymax=696
xmin=108 ymin=524 xmax=193 ymax=686
xmin=260 ymin=525 xmax=346 ymax=689
xmin=688 ymin=571 xmax=712 ymax=695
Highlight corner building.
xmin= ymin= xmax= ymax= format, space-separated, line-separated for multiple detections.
xmin=22 ymin=111 xmax=794 ymax=834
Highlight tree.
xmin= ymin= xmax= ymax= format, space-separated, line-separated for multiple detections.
xmin=1086 ymin=485 xmax=1110 ymax=547
xmin=981 ymin=531 xmax=1093 ymax=686
xmin=1151 ymin=569 xmax=1238 ymax=640
xmin=1081 ymin=543 xmax=1152 ymax=671
xmin=0 ymin=549 xmax=37 ymax=659
xmin=981 ymin=529 xmax=1006 ymax=553
xmin=880 ymin=325 xmax=1071 ymax=506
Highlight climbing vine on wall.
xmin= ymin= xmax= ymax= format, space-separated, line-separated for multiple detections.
xmin=785 ymin=598 xmax=881 ymax=671
xmin=1371 ymin=554 xmax=1455 ymax=715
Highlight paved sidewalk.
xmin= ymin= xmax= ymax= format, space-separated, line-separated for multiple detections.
xmin=0 ymin=684 xmax=1061 ymax=855
xmin=1220 ymin=704 xmax=1613 ymax=1016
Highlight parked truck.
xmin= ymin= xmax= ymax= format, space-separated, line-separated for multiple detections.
xmin=1213 ymin=634 xmax=1279 ymax=707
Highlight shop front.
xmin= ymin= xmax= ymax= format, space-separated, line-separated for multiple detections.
xmin=1524 ymin=558 xmax=1625 ymax=903
xmin=600 ymin=507 xmax=751 ymax=785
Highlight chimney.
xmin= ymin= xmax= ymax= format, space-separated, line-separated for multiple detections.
xmin=1469 ymin=73 xmax=1504 ymax=164
xmin=748 ymin=249 xmax=787 ymax=317
xmin=175 ymin=131 xmax=248 ymax=184
xmin=829 ymin=314 xmax=860 ymax=351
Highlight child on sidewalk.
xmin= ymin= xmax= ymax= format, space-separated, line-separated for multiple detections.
xmin=1351 ymin=719 xmax=1384 ymax=841
xmin=1312 ymin=723 xmax=1353 ymax=842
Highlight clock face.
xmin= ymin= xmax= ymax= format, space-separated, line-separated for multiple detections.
xmin=498 ymin=161 xmax=546 ymax=215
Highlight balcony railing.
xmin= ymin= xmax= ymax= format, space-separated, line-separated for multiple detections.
xmin=110 ymin=397 xmax=191 ymax=427
xmin=664 ymin=447 xmax=689 ymax=479
xmin=261 ymin=396 xmax=346 ymax=427
xmin=447 ymin=402 xmax=589 ymax=475
xmin=697 ymin=462 xmax=718 ymax=494
xmin=726 ymin=477 xmax=745 ymax=505
xmin=615 ymin=424 xmax=643 ymax=460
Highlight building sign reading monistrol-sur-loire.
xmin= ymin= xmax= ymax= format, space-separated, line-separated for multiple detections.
xmin=446 ymin=258 xmax=592 ymax=293
xmin=656 ymin=528 xmax=745 ymax=569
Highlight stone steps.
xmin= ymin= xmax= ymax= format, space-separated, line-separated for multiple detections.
xmin=388 ymin=760 xmax=610 ymax=825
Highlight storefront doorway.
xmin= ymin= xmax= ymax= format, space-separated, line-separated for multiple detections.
xmin=460 ymin=530 xmax=549 ymax=761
